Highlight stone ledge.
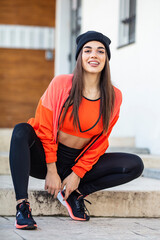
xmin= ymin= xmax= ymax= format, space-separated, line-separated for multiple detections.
xmin=0 ymin=128 xmax=12 ymax=152
xmin=107 ymin=147 xmax=150 ymax=154
xmin=0 ymin=128 xmax=135 ymax=151
xmin=109 ymin=137 xmax=135 ymax=147
xmin=1 ymin=189 xmax=160 ymax=217
xmin=143 ymin=168 xmax=160 ymax=180
xmin=0 ymin=152 xmax=10 ymax=174
xmin=1 ymin=153 xmax=160 ymax=175
xmin=0 ymin=176 xmax=160 ymax=217
xmin=139 ymin=154 xmax=160 ymax=168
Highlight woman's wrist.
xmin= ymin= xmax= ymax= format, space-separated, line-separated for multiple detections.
xmin=72 ymin=171 xmax=80 ymax=179
xmin=47 ymin=162 xmax=58 ymax=174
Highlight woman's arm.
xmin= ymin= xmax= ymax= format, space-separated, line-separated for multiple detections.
xmin=28 ymin=77 xmax=65 ymax=195
xmin=61 ymin=172 xmax=80 ymax=200
xmin=45 ymin=162 xmax=62 ymax=198
xmin=28 ymin=80 xmax=59 ymax=164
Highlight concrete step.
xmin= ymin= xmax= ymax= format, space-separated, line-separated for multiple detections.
xmin=139 ymin=154 xmax=160 ymax=168
xmin=0 ymin=128 xmax=136 ymax=151
xmin=109 ymin=137 xmax=135 ymax=147
xmin=0 ymin=175 xmax=160 ymax=217
xmin=0 ymin=152 xmax=10 ymax=175
xmin=142 ymin=168 xmax=160 ymax=180
xmin=1 ymin=152 xmax=160 ymax=175
xmin=107 ymin=147 xmax=150 ymax=154
xmin=2 ymin=152 xmax=160 ymax=175
xmin=0 ymin=128 xmax=12 ymax=152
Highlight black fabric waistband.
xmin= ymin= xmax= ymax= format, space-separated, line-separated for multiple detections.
xmin=57 ymin=142 xmax=83 ymax=160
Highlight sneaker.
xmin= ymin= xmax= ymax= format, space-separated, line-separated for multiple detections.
xmin=15 ymin=200 xmax=37 ymax=230
xmin=57 ymin=190 xmax=91 ymax=221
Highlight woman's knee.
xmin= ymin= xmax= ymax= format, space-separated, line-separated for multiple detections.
xmin=130 ymin=154 xmax=144 ymax=177
xmin=11 ymin=123 xmax=33 ymax=142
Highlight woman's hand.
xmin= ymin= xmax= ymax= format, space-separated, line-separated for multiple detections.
xmin=62 ymin=172 xmax=81 ymax=200
xmin=45 ymin=163 xmax=62 ymax=198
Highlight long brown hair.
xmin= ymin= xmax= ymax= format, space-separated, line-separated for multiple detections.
xmin=60 ymin=50 xmax=115 ymax=133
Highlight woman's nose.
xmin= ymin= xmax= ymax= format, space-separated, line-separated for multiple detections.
xmin=90 ymin=50 xmax=97 ymax=58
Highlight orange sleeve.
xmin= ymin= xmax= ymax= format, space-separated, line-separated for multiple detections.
xmin=72 ymin=88 xmax=122 ymax=178
xmin=28 ymin=74 xmax=72 ymax=164
xmin=28 ymin=99 xmax=58 ymax=163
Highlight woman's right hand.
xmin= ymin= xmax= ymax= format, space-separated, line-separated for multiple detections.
xmin=45 ymin=163 xmax=62 ymax=198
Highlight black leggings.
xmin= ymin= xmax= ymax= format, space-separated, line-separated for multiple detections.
xmin=9 ymin=123 xmax=144 ymax=200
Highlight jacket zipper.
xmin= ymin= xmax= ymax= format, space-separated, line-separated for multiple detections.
xmin=74 ymin=131 xmax=103 ymax=164
xmin=56 ymin=95 xmax=103 ymax=163
xmin=56 ymin=96 xmax=70 ymax=144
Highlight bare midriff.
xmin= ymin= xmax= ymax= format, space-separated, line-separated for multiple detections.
xmin=58 ymin=130 xmax=91 ymax=149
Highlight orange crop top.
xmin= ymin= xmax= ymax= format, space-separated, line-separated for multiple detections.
xmin=59 ymin=96 xmax=103 ymax=138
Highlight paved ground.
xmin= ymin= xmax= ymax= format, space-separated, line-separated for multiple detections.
xmin=0 ymin=216 xmax=160 ymax=240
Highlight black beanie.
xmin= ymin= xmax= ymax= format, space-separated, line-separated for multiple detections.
xmin=75 ymin=31 xmax=111 ymax=60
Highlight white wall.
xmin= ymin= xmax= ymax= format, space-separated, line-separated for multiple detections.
xmin=81 ymin=0 xmax=160 ymax=154
xmin=132 ymin=0 xmax=160 ymax=154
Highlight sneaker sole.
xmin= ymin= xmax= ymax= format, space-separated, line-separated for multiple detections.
xmin=15 ymin=221 xmax=37 ymax=230
xmin=57 ymin=191 xmax=88 ymax=221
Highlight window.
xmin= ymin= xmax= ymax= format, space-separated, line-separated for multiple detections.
xmin=118 ymin=0 xmax=136 ymax=47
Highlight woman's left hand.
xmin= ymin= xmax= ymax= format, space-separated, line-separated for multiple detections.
xmin=61 ymin=172 xmax=81 ymax=200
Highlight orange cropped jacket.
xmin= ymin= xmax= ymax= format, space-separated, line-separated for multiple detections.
xmin=28 ymin=74 xmax=122 ymax=178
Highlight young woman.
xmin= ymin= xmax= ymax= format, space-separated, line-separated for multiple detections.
xmin=9 ymin=31 xmax=144 ymax=230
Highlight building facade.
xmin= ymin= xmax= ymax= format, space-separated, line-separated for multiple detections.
xmin=0 ymin=0 xmax=160 ymax=155
xmin=0 ymin=0 xmax=56 ymax=127
xmin=55 ymin=0 xmax=160 ymax=155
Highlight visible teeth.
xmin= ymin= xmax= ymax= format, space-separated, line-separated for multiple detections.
xmin=89 ymin=62 xmax=99 ymax=65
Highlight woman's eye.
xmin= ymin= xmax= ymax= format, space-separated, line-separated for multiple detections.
xmin=98 ymin=51 xmax=105 ymax=54
xmin=84 ymin=50 xmax=91 ymax=53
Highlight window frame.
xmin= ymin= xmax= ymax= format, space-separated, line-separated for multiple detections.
xmin=118 ymin=0 xmax=136 ymax=48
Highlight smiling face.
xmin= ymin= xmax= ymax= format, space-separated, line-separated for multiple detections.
xmin=82 ymin=41 xmax=106 ymax=75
